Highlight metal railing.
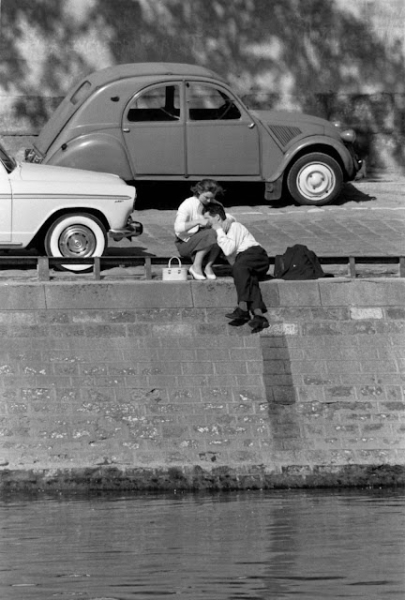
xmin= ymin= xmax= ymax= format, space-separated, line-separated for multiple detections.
xmin=0 ymin=255 xmax=403 ymax=280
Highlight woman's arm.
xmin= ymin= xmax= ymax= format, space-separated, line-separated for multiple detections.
xmin=174 ymin=215 xmax=208 ymax=235
xmin=174 ymin=201 xmax=208 ymax=235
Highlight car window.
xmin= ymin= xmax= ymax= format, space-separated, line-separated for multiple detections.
xmin=187 ymin=84 xmax=241 ymax=121
xmin=0 ymin=144 xmax=15 ymax=173
xmin=127 ymin=85 xmax=180 ymax=122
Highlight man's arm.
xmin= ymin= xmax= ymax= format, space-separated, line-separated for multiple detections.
xmin=214 ymin=223 xmax=239 ymax=257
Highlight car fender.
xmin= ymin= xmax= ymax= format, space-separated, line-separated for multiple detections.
xmin=10 ymin=205 xmax=109 ymax=250
xmin=45 ymin=133 xmax=134 ymax=181
xmin=265 ymin=135 xmax=356 ymax=183
xmin=11 ymin=189 xmax=134 ymax=248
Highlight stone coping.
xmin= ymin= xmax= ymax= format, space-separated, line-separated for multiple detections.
xmin=0 ymin=278 xmax=403 ymax=310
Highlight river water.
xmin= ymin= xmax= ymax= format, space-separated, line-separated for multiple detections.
xmin=0 ymin=489 xmax=404 ymax=600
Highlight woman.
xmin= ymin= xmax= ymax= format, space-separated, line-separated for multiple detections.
xmin=174 ymin=179 xmax=225 ymax=280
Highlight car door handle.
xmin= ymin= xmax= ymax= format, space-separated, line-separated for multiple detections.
xmin=248 ymin=122 xmax=256 ymax=129
xmin=122 ymin=128 xmax=130 ymax=133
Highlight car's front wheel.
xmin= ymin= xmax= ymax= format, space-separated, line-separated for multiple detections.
xmin=287 ymin=153 xmax=343 ymax=206
xmin=44 ymin=213 xmax=107 ymax=272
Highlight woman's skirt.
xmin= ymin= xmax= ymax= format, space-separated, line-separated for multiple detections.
xmin=175 ymin=228 xmax=218 ymax=258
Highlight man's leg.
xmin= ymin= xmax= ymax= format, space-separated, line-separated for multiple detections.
xmin=227 ymin=250 xmax=262 ymax=324
xmin=233 ymin=249 xmax=268 ymax=308
xmin=233 ymin=248 xmax=270 ymax=332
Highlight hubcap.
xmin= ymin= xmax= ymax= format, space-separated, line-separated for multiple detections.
xmin=297 ymin=163 xmax=335 ymax=200
xmin=59 ymin=225 xmax=97 ymax=257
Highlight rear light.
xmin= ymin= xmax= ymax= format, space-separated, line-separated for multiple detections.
xmin=24 ymin=148 xmax=42 ymax=163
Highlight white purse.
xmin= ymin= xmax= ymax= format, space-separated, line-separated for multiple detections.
xmin=162 ymin=256 xmax=189 ymax=281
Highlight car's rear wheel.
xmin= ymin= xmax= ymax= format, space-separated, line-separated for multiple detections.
xmin=44 ymin=213 xmax=107 ymax=272
xmin=287 ymin=153 xmax=343 ymax=206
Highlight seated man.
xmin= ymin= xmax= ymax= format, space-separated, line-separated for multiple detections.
xmin=202 ymin=202 xmax=270 ymax=334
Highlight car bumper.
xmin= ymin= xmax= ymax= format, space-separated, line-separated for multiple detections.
xmin=109 ymin=218 xmax=143 ymax=241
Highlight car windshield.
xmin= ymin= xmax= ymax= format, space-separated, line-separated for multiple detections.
xmin=0 ymin=143 xmax=16 ymax=173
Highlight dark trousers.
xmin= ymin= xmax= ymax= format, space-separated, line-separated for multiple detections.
xmin=232 ymin=246 xmax=269 ymax=312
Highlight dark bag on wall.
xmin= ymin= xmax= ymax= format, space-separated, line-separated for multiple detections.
xmin=274 ymin=244 xmax=330 ymax=280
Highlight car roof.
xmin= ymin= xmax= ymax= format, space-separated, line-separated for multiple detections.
xmin=85 ymin=63 xmax=224 ymax=86
xmin=33 ymin=62 xmax=224 ymax=156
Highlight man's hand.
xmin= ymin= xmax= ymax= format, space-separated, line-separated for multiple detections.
xmin=211 ymin=221 xmax=222 ymax=231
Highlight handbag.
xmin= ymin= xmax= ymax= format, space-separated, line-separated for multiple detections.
xmin=162 ymin=256 xmax=189 ymax=281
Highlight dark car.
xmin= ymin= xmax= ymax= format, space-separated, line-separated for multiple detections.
xmin=26 ymin=63 xmax=361 ymax=206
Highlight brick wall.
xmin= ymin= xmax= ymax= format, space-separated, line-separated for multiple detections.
xmin=0 ymin=278 xmax=404 ymax=491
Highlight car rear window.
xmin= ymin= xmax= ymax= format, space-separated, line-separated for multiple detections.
xmin=70 ymin=81 xmax=92 ymax=106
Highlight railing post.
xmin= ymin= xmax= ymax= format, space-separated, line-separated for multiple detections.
xmin=94 ymin=257 xmax=101 ymax=280
xmin=37 ymin=257 xmax=50 ymax=281
xmin=144 ymin=257 xmax=152 ymax=279
xmin=400 ymin=257 xmax=405 ymax=278
xmin=348 ymin=257 xmax=356 ymax=278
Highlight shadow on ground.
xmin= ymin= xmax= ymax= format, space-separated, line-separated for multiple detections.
xmin=133 ymin=181 xmax=264 ymax=210
xmin=335 ymin=183 xmax=377 ymax=205
xmin=106 ymin=245 xmax=156 ymax=257
xmin=134 ymin=181 xmax=378 ymax=211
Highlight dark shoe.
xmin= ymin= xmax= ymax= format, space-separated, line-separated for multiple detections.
xmin=228 ymin=317 xmax=249 ymax=327
xmin=248 ymin=315 xmax=269 ymax=334
xmin=225 ymin=307 xmax=250 ymax=321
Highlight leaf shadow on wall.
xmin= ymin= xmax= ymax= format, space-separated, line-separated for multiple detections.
xmin=2 ymin=0 xmax=405 ymax=171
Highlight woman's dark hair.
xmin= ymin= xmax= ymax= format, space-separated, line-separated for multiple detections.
xmin=191 ymin=179 xmax=224 ymax=198
xmin=202 ymin=202 xmax=226 ymax=221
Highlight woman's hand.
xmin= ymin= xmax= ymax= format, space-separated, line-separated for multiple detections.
xmin=182 ymin=217 xmax=209 ymax=232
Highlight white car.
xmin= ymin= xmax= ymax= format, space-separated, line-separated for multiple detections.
xmin=0 ymin=142 xmax=141 ymax=271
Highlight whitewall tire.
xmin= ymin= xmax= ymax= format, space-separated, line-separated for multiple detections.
xmin=44 ymin=213 xmax=107 ymax=272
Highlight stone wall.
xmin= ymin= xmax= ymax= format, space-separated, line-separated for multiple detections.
xmin=0 ymin=278 xmax=404 ymax=491
xmin=1 ymin=0 xmax=405 ymax=172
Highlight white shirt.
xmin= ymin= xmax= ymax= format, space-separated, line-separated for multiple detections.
xmin=216 ymin=221 xmax=260 ymax=264
xmin=174 ymin=196 xmax=203 ymax=242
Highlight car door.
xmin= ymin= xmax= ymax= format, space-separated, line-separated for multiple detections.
xmin=0 ymin=150 xmax=13 ymax=242
xmin=185 ymin=82 xmax=260 ymax=176
xmin=122 ymin=83 xmax=185 ymax=176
